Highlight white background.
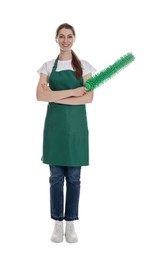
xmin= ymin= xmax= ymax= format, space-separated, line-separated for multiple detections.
xmin=0 ymin=0 xmax=160 ymax=259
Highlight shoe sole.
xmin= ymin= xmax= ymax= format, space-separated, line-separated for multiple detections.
xmin=51 ymin=237 xmax=63 ymax=243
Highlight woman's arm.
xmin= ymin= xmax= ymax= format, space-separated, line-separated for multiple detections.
xmin=55 ymin=91 xmax=93 ymax=105
xmin=36 ymin=73 xmax=86 ymax=102
xmin=55 ymin=73 xmax=94 ymax=105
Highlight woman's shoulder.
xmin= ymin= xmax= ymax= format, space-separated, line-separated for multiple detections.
xmin=80 ymin=59 xmax=90 ymax=67
xmin=44 ymin=59 xmax=55 ymax=67
xmin=37 ymin=59 xmax=55 ymax=75
xmin=80 ymin=59 xmax=97 ymax=75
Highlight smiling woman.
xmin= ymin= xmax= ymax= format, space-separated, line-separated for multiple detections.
xmin=36 ymin=23 xmax=96 ymax=243
xmin=55 ymin=23 xmax=83 ymax=80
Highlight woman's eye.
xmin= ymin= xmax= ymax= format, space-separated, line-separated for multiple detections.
xmin=58 ymin=35 xmax=73 ymax=39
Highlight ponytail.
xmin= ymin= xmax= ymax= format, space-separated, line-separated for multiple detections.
xmin=71 ymin=50 xmax=83 ymax=80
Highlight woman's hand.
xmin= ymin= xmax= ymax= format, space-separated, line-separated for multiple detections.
xmin=72 ymin=87 xmax=87 ymax=97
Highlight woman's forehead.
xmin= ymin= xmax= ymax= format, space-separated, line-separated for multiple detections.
xmin=58 ymin=28 xmax=74 ymax=35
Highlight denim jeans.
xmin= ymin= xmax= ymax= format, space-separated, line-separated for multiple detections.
xmin=49 ymin=165 xmax=81 ymax=221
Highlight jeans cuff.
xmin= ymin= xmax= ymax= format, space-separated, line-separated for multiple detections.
xmin=51 ymin=215 xmax=64 ymax=221
xmin=64 ymin=217 xmax=79 ymax=221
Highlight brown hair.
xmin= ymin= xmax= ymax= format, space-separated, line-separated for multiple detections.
xmin=55 ymin=23 xmax=82 ymax=79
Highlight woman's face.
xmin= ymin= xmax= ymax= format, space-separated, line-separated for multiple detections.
xmin=56 ymin=28 xmax=75 ymax=51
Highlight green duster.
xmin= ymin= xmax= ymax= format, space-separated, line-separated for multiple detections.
xmin=85 ymin=52 xmax=135 ymax=91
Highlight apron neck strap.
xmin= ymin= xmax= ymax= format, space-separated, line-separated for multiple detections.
xmin=53 ymin=55 xmax=59 ymax=71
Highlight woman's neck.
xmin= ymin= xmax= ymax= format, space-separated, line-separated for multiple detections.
xmin=59 ymin=50 xmax=72 ymax=60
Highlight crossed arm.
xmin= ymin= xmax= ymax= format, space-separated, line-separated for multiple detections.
xmin=36 ymin=73 xmax=94 ymax=105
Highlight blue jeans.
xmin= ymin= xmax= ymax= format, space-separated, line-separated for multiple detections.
xmin=49 ymin=165 xmax=81 ymax=221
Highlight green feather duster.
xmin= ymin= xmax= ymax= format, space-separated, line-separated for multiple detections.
xmin=85 ymin=52 xmax=135 ymax=91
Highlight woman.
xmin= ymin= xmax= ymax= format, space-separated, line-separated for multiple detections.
xmin=36 ymin=23 xmax=96 ymax=243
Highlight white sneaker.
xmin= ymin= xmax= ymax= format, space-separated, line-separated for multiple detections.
xmin=51 ymin=221 xmax=63 ymax=243
xmin=65 ymin=221 xmax=78 ymax=243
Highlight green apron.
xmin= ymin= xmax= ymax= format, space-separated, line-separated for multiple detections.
xmin=42 ymin=56 xmax=89 ymax=166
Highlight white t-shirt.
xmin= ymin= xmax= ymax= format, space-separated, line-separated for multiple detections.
xmin=37 ymin=59 xmax=96 ymax=79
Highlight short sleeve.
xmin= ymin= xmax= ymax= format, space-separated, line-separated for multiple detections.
xmin=37 ymin=59 xmax=55 ymax=77
xmin=37 ymin=62 xmax=49 ymax=76
xmin=81 ymin=60 xmax=97 ymax=76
